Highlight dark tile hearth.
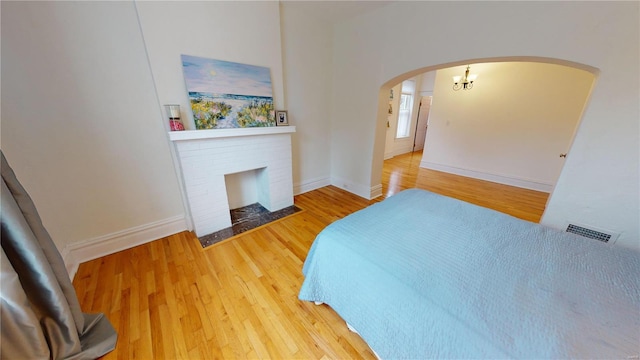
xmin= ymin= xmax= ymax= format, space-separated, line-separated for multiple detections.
xmin=199 ymin=203 xmax=302 ymax=248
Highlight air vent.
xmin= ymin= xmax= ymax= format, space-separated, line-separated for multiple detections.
xmin=566 ymin=224 xmax=612 ymax=243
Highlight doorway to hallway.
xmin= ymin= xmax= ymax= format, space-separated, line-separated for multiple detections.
xmin=412 ymin=96 xmax=432 ymax=152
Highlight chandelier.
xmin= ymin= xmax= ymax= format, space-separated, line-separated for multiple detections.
xmin=452 ymin=65 xmax=478 ymax=91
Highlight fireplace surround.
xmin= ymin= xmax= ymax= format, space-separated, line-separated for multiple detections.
xmin=169 ymin=127 xmax=296 ymax=237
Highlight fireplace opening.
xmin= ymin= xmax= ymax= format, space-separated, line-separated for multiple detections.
xmin=225 ymin=167 xmax=268 ymax=212
xmin=197 ymin=167 xmax=301 ymax=248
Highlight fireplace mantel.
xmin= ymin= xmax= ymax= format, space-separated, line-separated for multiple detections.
xmin=168 ymin=126 xmax=296 ymax=142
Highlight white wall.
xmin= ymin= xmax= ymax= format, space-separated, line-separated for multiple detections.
xmin=135 ymin=1 xmax=285 ymax=131
xmin=1 ymin=2 xmax=185 ymax=255
xmin=418 ymin=71 xmax=436 ymax=96
xmin=421 ymin=62 xmax=594 ymax=192
xmin=279 ymin=3 xmax=333 ymax=194
xmin=331 ymin=2 xmax=639 ymax=249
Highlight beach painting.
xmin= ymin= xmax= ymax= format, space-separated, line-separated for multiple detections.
xmin=181 ymin=54 xmax=275 ymax=129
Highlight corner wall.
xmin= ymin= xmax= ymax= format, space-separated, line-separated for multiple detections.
xmin=279 ymin=3 xmax=333 ymax=194
xmin=1 ymin=1 xmax=186 ymax=260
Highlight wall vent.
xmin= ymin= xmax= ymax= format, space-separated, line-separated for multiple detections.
xmin=566 ymin=224 xmax=613 ymax=243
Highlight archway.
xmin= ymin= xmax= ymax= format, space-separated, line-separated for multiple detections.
xmin=371 ymin=57 xmax=598 ymax=218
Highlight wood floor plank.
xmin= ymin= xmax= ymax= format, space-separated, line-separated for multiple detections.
xmin=73 ymin=151 xmax=548 ymax=359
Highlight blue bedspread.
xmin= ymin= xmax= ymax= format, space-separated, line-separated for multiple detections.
xmin=299 ymin=189 xmax=640 ymax=359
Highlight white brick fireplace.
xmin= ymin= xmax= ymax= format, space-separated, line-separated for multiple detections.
xmin=169 ymin=127 xmax=296 ymax=237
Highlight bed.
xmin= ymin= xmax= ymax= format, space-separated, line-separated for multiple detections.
xmin=298 ymin=189 xmax=640 ymax=359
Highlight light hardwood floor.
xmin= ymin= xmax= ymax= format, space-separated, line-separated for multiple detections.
xmin=73 ymin=151 xmax=548 ymax=359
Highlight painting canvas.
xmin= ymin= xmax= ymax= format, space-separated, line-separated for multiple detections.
xmin=181 ymin=55 xmax=275 ymax=129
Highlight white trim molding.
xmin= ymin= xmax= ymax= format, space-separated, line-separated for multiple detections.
xmin=370 ymin=184 xmax=383 ymax=199
xmin=331 ymin=177 xmax=383 ymax=200
xmin=60 ymin=246 xmax=79 ymax=281
xmin=168 ymin=126 xmax=296 ymax=141
xmin=420 ymin=161 xmax=553 ymax=193
xmin=331 ymin=176 xmax=371 ymax=199
xmin=294 ymin=176 xmax=331 ymax=195
xmin=64 ymin=215 xmax=188 ymax=280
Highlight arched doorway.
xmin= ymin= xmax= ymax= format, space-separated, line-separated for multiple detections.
xmin=372 ymin=57 xmax=598 ymax=217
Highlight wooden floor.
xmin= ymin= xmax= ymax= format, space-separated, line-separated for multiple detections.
xmin=381 ymin=151 xmax=548 ymax=223
xmin=73 ymin=151 xmax=549 ymax=359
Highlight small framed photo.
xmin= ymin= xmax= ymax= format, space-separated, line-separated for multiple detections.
xmin=276 ymin=110 xmax=289 ymax=126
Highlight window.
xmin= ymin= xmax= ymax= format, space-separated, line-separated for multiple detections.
xmin=396 ymin=93 xmax=413 ymax=138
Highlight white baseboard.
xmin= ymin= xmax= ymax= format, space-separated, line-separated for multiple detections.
xmin=64 ymin=215 xmax=188 ymax=280
xmin=330 ymin=177 xmax=382 ymax=200
xmin=420 ymin=161 xmax=553 ymax=193
xmin=391 ymin=145 xmax=414 ymax=157
xmin=370 ymin=184 xmax=383 ymax=199
xmin=295 ymin=176 xmax=381 ymax=200
xmin=294 ymin=176 xmax=331 ymax=195
xmin=330 ymin=176 xmax=371 ymax=199
xmin=60 ymin=246 xmax=79 ymax=281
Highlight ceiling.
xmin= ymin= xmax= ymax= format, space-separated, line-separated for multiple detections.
xmin=280 ymin=1 xmax=394 ymax=24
